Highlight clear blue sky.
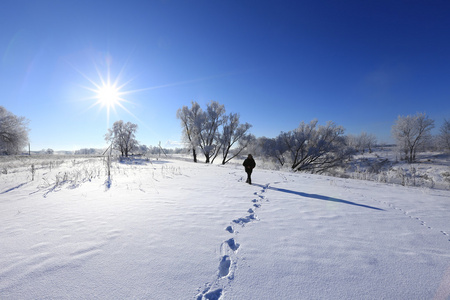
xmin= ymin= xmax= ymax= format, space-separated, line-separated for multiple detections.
xmin=1 ymin=0 xmax=450 ymax=151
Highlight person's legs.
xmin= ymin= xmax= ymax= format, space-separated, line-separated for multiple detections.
xmin=247 ymin=170 xmax=252 ymax=184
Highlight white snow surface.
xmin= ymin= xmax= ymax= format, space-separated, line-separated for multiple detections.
xmin=1 ymin=157 xmax=450 ymax=299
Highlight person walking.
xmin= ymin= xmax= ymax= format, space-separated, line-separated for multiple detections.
xmin=243 ymin=154 xmax=256 ymax=184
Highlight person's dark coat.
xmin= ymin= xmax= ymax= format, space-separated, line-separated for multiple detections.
xmin=243 ymin=155 xmax=256 ymax=184
xmin=243 ymin=156 xmax=256 ymax=173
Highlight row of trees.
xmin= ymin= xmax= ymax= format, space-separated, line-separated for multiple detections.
xmin=176 ymin=107 xmax=450 ymax=172
xmin=175 ymin=101 xmax=366 ymax=172
xmin=177 ymin=101 xmax=252 ymax=164
xmin=82 ymin=111 xmax=450 ymax=170
xmin=2 ymin=104 xmax=450 ymax=173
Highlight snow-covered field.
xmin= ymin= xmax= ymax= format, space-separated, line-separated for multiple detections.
xmin=1 ymin=156 xmax=450 ymax=299
xmin=342 ymin=147 xmax=450 ymax=190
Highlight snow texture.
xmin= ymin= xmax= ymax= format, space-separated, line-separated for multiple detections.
xmin=1 ymin=157 xmax=450 ymax=299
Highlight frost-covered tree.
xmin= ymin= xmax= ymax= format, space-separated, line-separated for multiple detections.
xmin=0 ymin=106 xmax=29 ymax=155
xmin=346 ymin=135 xmax=359 ymax=152
xmin=105 ymin=120 xmax=139 ymax=157
xmin=391 ymin=113 xmax=434 ymax=163
xmin=244 ymin=135 xmax=261 ymax=157
xmin=439 ymin=118 xmax=450 ymax=153
xmin=137 ymin=145 xmax=149 ymax=155
xmin=274 ymin=120 xmax=353 ymax=173
xmin=362 ymin=132 xmax=377 ymax=153
xmin=219 ymin=113 xmax=252 ymax=165
xmin=177 ymin=101 xmax=252 ymax=164
xmin=176 ymin=101 xmax=203 ymax=162
xmin=259 ymin=135 xmax=287 ymax=166
xmin=198 ymin=101 xmax=225 ymax=163
xmin=347 ymin=132 xmax=377 ymax=153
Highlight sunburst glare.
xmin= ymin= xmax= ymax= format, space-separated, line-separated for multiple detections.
xmin=74 ymin=57 xmax=138 ymax=127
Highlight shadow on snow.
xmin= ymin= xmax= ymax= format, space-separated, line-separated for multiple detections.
xmin=0 ymin=182 xmax=28 ymax=195
xmin=252 ymin=183 xmax=384 ymax=211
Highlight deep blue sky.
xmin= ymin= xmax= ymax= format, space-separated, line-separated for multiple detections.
xmin=1 ymin=0 xmax=450 ymax=151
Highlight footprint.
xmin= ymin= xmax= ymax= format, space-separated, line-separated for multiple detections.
xmin=233 ymin=216 xmax=251 ymax=225
xmin=225 ymin=225 xmax=233 ymax=233
xmin=225 ymin=238 xmax=240 ymax=252
xmin=204 ymin=288 xmax=223 ymax=300
xmin=233 ymin=213 xmax=258 ymax=225
xmin=248 ymin=208 xmax=254 ymax=213
xmin=218 ymin=255 xmax=231 ymax=278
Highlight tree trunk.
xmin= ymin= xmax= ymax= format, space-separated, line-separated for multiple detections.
xmin=192 ymin=148 xmax=197 ymax=163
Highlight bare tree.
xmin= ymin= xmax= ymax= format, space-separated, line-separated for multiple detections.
xmin=279 ymin=120 xmax=317 ymax=169
xmin=391 ymin=113 xmax=435 ymax=163
xmin=347 ymin=132 xmax=377 ymax=153
xmin=219 ymin=113 xmax=252 ymax=164
xmin=0 ymin=106 xmax=29 ymax=155
xmin=176 ymin=101 xmax=203 ymax=162
xmin=362 ymin=132 xmax=377 ymax=153
xmin=177 ymin=101 xmax=252 ymax=164
xmin=259 ymin=135 xmax=287 ymax=166
xmin=439 ymin=118 xmax=450 ymax=153
xmin=274 ymin=120 xmax=353 ymax=173
xmin=105 ymin=120 xmax=139 ymax=157
xmin=243 ymin=134 xmax=260 ymax=157
xmin=198 ymin=101 xmax=225 ymax=163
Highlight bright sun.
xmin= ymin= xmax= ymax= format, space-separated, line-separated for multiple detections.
xmin=97 ymin=84 xmax=121 ymax=108
xmin=77 ymin=60 xmax=136 ymax=126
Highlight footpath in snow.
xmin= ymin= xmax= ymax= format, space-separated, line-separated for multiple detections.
xmin=1 ymin=158 xmax=450 ymax=299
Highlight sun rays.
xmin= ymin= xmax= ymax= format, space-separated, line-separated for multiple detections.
xmin=73 ymin=56 xmax=139 ymax=127
xmin=86 ymin=74 xmax=130 ymax=126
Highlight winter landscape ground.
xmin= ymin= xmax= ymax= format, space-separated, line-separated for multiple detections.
xmin=1 ymin=153 xmax=450 ymax=299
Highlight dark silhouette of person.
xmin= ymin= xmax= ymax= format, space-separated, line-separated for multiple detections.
xmin=243 ymin=154 xmax=256 ymax=184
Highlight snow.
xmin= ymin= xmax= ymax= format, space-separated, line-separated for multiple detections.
xmin=1 ymin=156 xmax=450 ymax=299
xmin=342 ymin=147 xmax=450 ymax=190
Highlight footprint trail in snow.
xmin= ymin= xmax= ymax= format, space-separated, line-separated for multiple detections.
xmin=346 ymin=185 xmax=450 ymax=242
xmin=195 ymin=177 xmax=270 ymax=299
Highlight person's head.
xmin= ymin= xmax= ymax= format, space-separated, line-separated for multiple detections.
xmin=248 ymin=154 xmax=253 ymax=159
